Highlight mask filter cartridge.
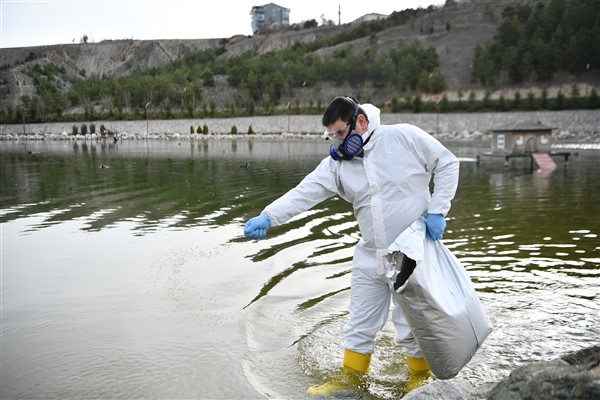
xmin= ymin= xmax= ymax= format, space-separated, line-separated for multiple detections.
xmin=329 ymin=133 xmax=364 ymax=161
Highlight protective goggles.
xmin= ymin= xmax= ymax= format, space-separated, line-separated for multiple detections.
xmin=323 ymin=122 xmax=350 ymax=140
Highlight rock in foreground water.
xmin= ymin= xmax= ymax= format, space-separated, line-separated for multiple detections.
xmin=404 ymin=345 xmax=599 ymax=400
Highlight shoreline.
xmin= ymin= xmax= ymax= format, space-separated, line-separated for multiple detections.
xmin=0 ymin=131 xmax=597 ymax=146
xmin=1 ymin=130 xmax=598 ymax=149
xmin=1 ymin=110 xmax=598 ymax=145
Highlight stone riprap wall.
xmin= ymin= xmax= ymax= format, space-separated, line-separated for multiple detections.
xmin=1 ymin=110 xmax=598 ymax=143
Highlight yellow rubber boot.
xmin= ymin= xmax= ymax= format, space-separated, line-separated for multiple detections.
xmin=405 ymin=355 xmax=430 ymax=392
xmin=343 ymin=348 xmax=371 ymax=374
xmin=307 ymin=349 xmax=371 ymax=396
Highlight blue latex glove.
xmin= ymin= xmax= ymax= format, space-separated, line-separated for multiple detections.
xmin=244 ymin=214 xmax=271 ymax=240
xmin=426 ymin=213 xmax=446 ymax=241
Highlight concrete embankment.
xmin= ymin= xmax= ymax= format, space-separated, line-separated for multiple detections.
xmin=1 ymin=110 xmax=598 ymax=144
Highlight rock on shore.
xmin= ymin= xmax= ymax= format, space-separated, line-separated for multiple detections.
xmin=404 ymin=345 xmax=600 ymax=400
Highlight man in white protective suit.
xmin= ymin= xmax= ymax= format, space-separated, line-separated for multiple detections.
xmin=244 ymin=96 xmax=460 ymax=396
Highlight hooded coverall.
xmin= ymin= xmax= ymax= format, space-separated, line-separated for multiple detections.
xmin=262 ymin=104 xmax=460 ymax=358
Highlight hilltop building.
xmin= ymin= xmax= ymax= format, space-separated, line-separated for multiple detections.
xmin=250 ymin=3 xmax=290 ymax=34
xmin=351 ymin=13 xmax=389 ymax=25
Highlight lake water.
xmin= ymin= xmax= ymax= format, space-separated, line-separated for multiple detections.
xmin=1 ymin=138 xmax=599 ymax=399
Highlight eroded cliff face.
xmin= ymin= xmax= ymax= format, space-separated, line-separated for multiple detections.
xmin=1 ymin=38 xmax=224 ymax=109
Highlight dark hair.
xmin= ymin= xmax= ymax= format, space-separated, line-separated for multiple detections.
xmin=321 ymin=96 xmax=368 ymax=127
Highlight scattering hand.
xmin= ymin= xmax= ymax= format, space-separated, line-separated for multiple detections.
xmin=244 ymin=214 xmax=271 ymax=240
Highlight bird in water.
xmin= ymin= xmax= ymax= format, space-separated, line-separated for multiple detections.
xmin=99 ymin=163 xmax=110 ymax=170
xmin=240 ymin=162 xmax=250 ymax=170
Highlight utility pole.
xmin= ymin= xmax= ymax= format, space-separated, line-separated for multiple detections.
xmin=145 ymin=102 xmax=150 ymax=163
xmin=286 ymin=100 xmax=291 ymax=133
xmin=586 ymin=63 xmax=590 ymax=97
xmin=145 ymin=102 xmax=150 ymax=138
xmin=22 ymin=105 xmax=27 ymax=154
xmin=338 ymin=4 xmax=341 ymax=25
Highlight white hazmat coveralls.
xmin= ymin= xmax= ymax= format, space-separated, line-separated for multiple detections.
xmin=263 ymin=104 xmax=459 ymax=358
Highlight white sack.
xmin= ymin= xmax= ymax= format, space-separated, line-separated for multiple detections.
xmin=386 ymin=216 xmax=493 ymax=379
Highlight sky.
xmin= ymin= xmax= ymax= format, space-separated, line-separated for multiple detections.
xmin=1 ymin=0 xmax=444 ymax=49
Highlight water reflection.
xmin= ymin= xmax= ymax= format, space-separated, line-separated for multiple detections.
xmin=1 ymin=139 xmax=598 ymax=399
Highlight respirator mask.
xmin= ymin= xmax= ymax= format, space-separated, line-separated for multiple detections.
xmin=326 ymin=98 xmax=365 ymax=161
xmin=329 ymin=134 xmax=365 ymax=161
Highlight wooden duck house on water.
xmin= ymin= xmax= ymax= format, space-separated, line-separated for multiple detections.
xmin=477 ymin=122 xmax=573 ymax=172
xmin=491 ymin=122 xmax=552 ymax=154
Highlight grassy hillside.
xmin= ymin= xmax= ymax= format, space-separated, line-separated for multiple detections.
xmin=0 ymin=0 xmax=597 ymax=124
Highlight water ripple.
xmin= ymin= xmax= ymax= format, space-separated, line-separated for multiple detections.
xmin=2 ymin=140 xmax=598 ymax=400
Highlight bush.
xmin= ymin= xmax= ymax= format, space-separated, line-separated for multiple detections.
xmin=81 ymin=124 xmax=88 ymax=135
xmin=391 ymin=97 xmax=401 ymax=112
xmin=412 ymin=95 xmax=422 ymax=113
xmin=202 ymin=124 xmax=209 ymax=135
xmin=72 ymin=125 xmax=78 ymax=135
xmin=90 ymin=123 xmax=96 ymax=134
xmin=230 ymin=124 xmax=238 ymax=134
xmin=190 ymin=125 xmax=194 ymax=134
xmin=588 ymin=88 xmax=599 ymax=108
xmin=247 ymin=125 xmax=254 ymax=135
